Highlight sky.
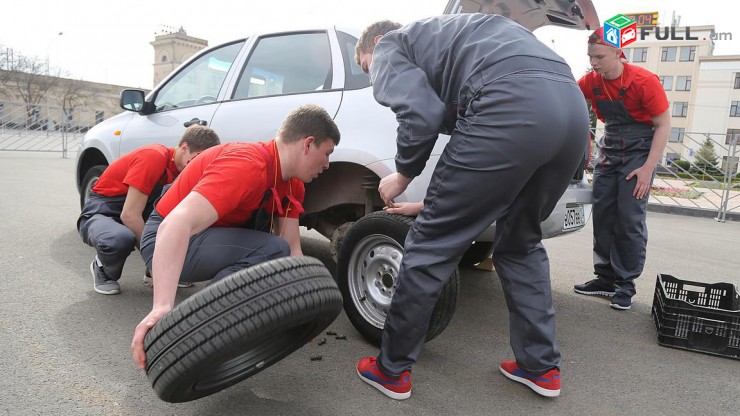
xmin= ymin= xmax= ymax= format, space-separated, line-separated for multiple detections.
xmin=2 ymin=0 xmax=739 ymax=90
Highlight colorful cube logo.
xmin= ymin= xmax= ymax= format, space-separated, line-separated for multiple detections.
xmin=604 ymin=14 xmax=638 ymax=48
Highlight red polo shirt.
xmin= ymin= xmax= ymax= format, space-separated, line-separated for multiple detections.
xmin=92 ymin=144 xmax=178 ymax=197
xmin=155 ymin=141 xmax=305 ymax=228
xmin=578 ymin=63 xmax=669 ymax=125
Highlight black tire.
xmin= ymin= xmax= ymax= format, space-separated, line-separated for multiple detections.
xmin=143 ymin=256 xmax=343 ymax=403
xmin=459 ymin=241 xmax=494 ymax=267
xmin=80 ymin=165 xmax=107 ymax=209
xmin=336 ymin=211 xmax=459 ymax=347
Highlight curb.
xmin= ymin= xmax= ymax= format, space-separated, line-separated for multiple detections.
xmin=647 ymin=203 xmax=740 ymax=222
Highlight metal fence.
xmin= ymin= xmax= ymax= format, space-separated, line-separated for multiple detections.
xmin=590 ymin=128 xmax=740 ymax=222
xmin=0 ymin=100 xmax=100 ymax=158
xmin=1 ymin=104 xmax=738 ymax=220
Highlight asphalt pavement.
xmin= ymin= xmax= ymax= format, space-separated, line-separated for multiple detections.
xmin=1 ymin=152 xmax=739 ymax=416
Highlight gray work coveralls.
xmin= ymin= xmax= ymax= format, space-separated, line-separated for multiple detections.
xmin=369 ymin=14 xmax=589 ymax=376
xmin=590 ymin=84 xmax=656 ymax=298
xmin=139 ymin=210 xmax=289 ymax=285
xmin=77 ymin=185 xmax=162 ymax=281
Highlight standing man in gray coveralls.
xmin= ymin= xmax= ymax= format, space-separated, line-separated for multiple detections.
xmin=354 ymin=14 xmax=589 ymax=400
xmin=573 ymin=27 xmax=670 ymax=310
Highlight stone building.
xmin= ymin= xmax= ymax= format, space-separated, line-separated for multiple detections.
xmin=0 ymin=69 xmax=134 ymax=132
xmin=150 ymin=27 xmax=208 ymax=88
xmin=0 ymin=27 xmax=207 ymax=132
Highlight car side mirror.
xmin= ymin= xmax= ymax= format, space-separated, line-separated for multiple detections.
xmin=120 ymin=89 xmax=146 ymax=113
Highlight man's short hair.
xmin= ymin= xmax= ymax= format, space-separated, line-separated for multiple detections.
xmin=354 ymin=20 xmax=402 ymax=65
xmin=278 ymin=104 xmax=340 ymax=146
xmin=178 ymin=124 xmax=221 ymax=151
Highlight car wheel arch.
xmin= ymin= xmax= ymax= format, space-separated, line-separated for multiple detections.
xmin=301 ymin=162 xmax=384 ymax=237
xmin=77 ymin=148 xmax=109 ymax=192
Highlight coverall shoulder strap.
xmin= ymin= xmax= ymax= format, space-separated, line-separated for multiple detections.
xmin=254 ymin=143 xmax=275 ymax=183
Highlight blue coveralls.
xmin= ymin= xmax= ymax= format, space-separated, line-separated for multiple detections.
xmin=369 ymin=14 xmax=590 ymax=377
xmin=590 ymin=85 xmax=656 ymax=298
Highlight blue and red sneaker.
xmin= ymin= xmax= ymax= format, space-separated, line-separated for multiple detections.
xmin=499 ymin=360 xmax=561 ymax=397
xmin=356 ymin=356 xmax=412 ymax=400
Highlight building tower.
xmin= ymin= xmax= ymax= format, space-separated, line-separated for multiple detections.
xmin=150 ymin=26 xmax=208 ymax=88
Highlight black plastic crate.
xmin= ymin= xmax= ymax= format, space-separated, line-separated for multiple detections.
xmin=652 ymin=274 xmax=740 ymax=360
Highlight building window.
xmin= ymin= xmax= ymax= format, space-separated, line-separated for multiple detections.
xmin=734 ymin=73 xmax=740 ymax=89
xmin=633 ymin=47 xmax=648 ymax=62
xmin=731 ymin=101 xmax=740 ymax=117
xmin=669 ymin=128 xmax=685 ymax=143
xmin=95 ymin=111 xmax=104 ymax=124
xmin=621 ymin=48 xmax=632 ymax=62
xmin=722 ymin=156 xmax=739 ymax=173
xmin=726 ymin=128 xmax=740 ymax=145
xmin=679 ymin=46 xmax=696 ymax=61
xmin=666 ymin=152 xmax=682 ymax=166
xmin=672 ymin=102 xmax=688 ymax=117
xmin=676 ymin=76 xmax=692 ymax=91
xmin=30 ymin=105 xmax=40 ymax=122
xmin=661 ymin=47 xmax=677 ymax=62
xmin=659 ymin=76 xmax=673 ymax=91
xmin=161 ymin=55 xmax=168 ymax=63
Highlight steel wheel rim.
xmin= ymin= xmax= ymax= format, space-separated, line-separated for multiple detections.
xmin=347 ymin=234 xmax=403 ymax=329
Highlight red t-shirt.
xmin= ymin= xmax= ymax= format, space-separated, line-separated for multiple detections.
xmin=92 ymin=144 xmax=178 ymax=197
xmin=155 ymin=141 xmax=306 ymax=228
xmin=578 ymin=63 xmax=669 ymax=125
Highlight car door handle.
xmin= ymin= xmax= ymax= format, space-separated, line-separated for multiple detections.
xmin=184 ymin=118 xmax=207 ymax=127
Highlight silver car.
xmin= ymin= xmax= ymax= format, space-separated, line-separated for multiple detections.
xmin=75 ymin=0 xmax=599 ymax=345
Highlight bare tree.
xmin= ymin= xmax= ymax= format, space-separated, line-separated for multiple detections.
xmin=5 ymin=52 xmax=60 ymax=128
xmin=0 ymin=45 xmax=14 ymax=87
xmin=60 ymin=78 xmax=86 ymax=131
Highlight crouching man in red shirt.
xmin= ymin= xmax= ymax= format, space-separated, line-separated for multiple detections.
xmin=131 ymin=104 xmax=340 ymax=368
xmin=78 ymin=124 xmax=221 ymax=295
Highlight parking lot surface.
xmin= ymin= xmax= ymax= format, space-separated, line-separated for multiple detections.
xmin=1 ymin=152 xmax=739 ymax=416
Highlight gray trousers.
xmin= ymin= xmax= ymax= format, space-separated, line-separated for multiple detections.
xmin=378 ymin=68 xmax=588 ymax=377
xmin=139 ymin=211 xmax=290 ymax=284
xmin=78 ymin=194 xmax=136 ymax=281
xmin=591 ymin=150 xmax=652 ymax=297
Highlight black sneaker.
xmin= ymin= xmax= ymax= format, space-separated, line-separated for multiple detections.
xmin=610 ymin=293 xmax=632 ymax=310
xmin=573 ymin=279 xmax=615 ymax=298
xmin=91 ymin=259 xmax=121 ymax=295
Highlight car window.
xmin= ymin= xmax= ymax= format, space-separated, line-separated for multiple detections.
xmin=337 ymin=31 xmax=370 ymax=91
xmin=153 ymin=41 xmax=245 ymax=111
xmin=232 ymin=32 xmax=332 ymax=99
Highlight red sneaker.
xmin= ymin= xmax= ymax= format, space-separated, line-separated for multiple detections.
xmin=356 ymin=356 xmax=411 ymax=400
xmin=499 ymin=360 xmax=561 ymax=397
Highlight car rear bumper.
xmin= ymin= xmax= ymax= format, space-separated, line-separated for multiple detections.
xmin=475 ymin=178 xmax=593 ymax=241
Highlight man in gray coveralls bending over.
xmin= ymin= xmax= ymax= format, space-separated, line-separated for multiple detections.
xmin=354 ymin=14 xmax=589 ymax=400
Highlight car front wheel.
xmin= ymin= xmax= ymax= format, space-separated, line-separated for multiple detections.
xmin=336 ymin=211 xmax=459 ymax=346
xmin=80 ymin=165 xmax=107 ymax=209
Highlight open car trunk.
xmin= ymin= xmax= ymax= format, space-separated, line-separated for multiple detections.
xmin=444 ymin=0 xmax=600 ymax=31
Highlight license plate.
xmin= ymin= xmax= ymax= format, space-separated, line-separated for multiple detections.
xmin=563 ymin=205 xmax=585 ymax=230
